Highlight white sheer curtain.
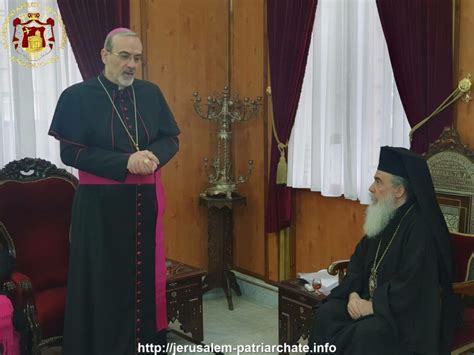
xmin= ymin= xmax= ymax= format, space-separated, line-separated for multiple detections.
xmin=0 ymin=0 xmax=82 ymax=171
xmin=287 ymin=0 xmax=411 ymax=204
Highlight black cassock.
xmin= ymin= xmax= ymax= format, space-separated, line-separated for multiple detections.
xmin=49 ymin=74 xmax=179 ymax=355
xmin=309 ymin=201 xmax=450 ymax=355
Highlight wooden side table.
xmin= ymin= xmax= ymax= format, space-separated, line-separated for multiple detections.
xmin=199 ymin=194 xmax=246 ymax=310
xmin=277 ymin=279 xmax=326 ymax=350
xmin=166 ymin=259 xmax=206 ymax=342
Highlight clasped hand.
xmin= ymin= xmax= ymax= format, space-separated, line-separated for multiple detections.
xmin=347 ymin=292 xmax=373 ymax=320
xmin=127 ymin=150 xmax=160 ymax=175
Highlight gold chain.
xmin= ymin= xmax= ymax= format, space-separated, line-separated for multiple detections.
xmin=97 ymin=77 xmax=139 ymax=151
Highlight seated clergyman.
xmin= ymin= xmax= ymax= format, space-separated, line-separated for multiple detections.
xmin=308 ymin=146 xmax=461 ymax=355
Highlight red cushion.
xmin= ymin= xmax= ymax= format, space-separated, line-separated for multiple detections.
xmin=34 ymin=287 xmax=67 ymax=339
xmin=0 ymin=179 xmax=74 ymax=292
xmin=451 ymin=232 xmax=474 ymax=282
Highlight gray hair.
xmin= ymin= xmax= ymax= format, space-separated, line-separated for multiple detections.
xmin=104 ymin=30 xmax=138 ymax=52
xmin=391 ymin=175 xmax=412 ymax=200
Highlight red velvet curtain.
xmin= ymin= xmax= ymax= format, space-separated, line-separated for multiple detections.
xmin=266 ymin=0 xmax=318 ymax=233
xmin=376 ymin=0 xmax=453 ymax=154
xmin=58 ymin=0 xmax=130 ymax=80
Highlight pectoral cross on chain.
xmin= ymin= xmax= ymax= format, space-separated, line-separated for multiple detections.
xmin=369 ymin=270 xmax=377 ymax=299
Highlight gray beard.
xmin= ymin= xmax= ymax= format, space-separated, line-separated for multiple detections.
xmin=118 ymin=75 xmax=134 ymax=88
xmin=363 ymin=193 xmax=397 ymax=238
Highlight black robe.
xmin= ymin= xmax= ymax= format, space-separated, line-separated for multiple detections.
xmin=308 ymin=201 xmax=448 ymax=355
xmin=49 ymin=74 xmax=179 ymax=355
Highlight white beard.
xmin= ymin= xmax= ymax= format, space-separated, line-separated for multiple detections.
xmin=118 ymin=74 xmax=134 ymax=88
xmin=363 ymin=193 xmax=397 ymax=238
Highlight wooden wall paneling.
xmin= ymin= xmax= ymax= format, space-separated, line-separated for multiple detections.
xmin=136 ymin=0 xmax=228 ymax=268
xmin=266 ymin=233 xmax=279 ymax=281
xmin=456 ymin=0 xmax=474 ymax=147
xmin=295 ymin=191 xmax=366 ymax=273
xmin=129 ymin=0 xmax=143 ymax=79
xmin=231 ymin=0 xmax=266 ymax=277
xmin=290 ymin=192 xmax=297 ymax=278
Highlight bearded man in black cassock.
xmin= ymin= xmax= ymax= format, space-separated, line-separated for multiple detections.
xmin=308 ymin=147 xmax=461 ymax=355
xmin=48 ymin=28 xmax=179 ymax=355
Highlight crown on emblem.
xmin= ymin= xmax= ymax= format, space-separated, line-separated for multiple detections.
xmin=27 ymin=13 xmax=40 ymax=20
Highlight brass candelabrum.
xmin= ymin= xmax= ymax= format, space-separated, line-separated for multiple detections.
xmin=193 ymin=86 xmax=262 ymax=198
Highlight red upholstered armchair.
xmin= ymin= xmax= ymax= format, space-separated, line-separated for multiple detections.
xmin=0 ymin=158 xmax=77 ymax=355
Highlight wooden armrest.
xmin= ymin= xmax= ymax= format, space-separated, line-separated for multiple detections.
xmin=8 ymin=273 xmax=42 ymax=353
xmin=327 ymin=259 xmax=350 ymax=276
xmin=2 ymin=280 xmax=16 ymax=296
xmin=9 ymin=271 xmax=34 ymax=308
xmin=328 ymin=259 xmax=350 ymax=284
xmin=453 ymin=280 xmax=474 ymax=297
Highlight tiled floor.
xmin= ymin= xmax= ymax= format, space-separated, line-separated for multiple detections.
xmin=168 ymin=291 xmax=279 ymax=355
xmin=42 ymin=288 xmax=289 ymax=355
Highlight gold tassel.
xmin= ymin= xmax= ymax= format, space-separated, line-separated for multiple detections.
xmin=276 ymin=147 xmax=287 ymax=185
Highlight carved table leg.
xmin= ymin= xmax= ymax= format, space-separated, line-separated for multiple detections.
xmin=222 ymin=272 xmax=234 ymax=310
xmin=227 ymin=270 xmax=242 ymax=296
xmin=200 ymin=195 xmax=246 ymax=310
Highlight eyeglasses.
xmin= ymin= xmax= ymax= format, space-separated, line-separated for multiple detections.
xmin=107 ymin=50 xmax=143 ymax=63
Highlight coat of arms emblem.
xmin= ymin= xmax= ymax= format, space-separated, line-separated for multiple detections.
xmin=12 ymin=12 xmax=55 ymax=60
xmin=1 ymin=3 xmax=67 ymax=68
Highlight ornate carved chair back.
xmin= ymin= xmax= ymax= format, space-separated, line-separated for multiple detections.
xmin=425 ymin=128 xmax=474 ymax=353
xmin=424 ymin=126 xmax=474 ymax=234
xmin=0 ymin=158 xmax=77 ymax=353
